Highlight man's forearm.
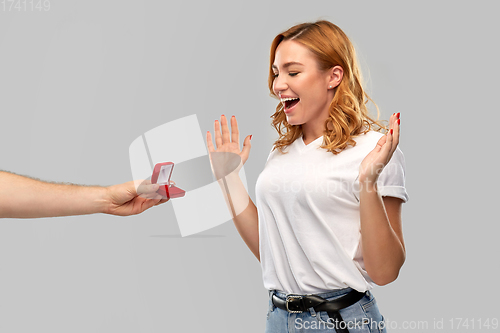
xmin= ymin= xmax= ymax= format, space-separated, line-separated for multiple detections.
xmin=0 ymin=171 xmax=108 ymax=218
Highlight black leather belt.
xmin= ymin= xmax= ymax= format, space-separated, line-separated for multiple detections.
xmin=272 ymin=289 xmax=366 ymax=333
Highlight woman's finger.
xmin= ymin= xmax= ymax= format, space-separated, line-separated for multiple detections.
xmin=206 ymin=131 xmax=215 ymax=153
xmin=387 ymin=113 xmax=396 ymax=151
xmin=231 ymin=115 xmax=240 ymax=147
xmin=386 ymin=127 xmax=394 ymax=147
xmin=214 ymin=119 xmax=222 ymax=149
xmin=220 ymin=115 xmax=231 ymax=144
xmin=381 ymin=126 xmax=393 ymax=160
xmin=240 ymin=134 xmax=252 ymax=164
xmin=392 ymin=113 xmax=400 ymax=152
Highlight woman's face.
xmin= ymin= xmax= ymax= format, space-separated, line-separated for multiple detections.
xmin=272 ymin=40 xmax=335 ymax=127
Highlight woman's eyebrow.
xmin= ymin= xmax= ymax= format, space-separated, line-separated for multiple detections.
xmin=272 ymin=62 xmax=304 ymax=70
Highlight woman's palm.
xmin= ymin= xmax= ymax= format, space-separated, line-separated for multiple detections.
xmin=206 ymin=115 xmax=252 ymax=180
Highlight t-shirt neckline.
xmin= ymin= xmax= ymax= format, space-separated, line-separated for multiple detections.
xmin=299 ymin=134 xmax=323 ymax=148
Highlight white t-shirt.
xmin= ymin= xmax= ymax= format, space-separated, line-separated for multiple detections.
xmin=255 ymin=130 xmax=409 ymax=294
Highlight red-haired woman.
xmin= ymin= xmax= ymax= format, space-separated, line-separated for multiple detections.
xmin=207 ymin=20 xmax=408 ymax=333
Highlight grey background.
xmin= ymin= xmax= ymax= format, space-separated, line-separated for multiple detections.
xmin=0 ymin=0 xmax=498 ymax=332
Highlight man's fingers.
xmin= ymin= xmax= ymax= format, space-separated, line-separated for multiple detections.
xmin=155 ymin=198 xmax=170 ymax=206
xmin=136 ymin=179 xmax=175 ymax=201
xmin=137 ymin=182 xmax=160 ymax=197
xmin=141 ymin=196 xmax=163 ymax=212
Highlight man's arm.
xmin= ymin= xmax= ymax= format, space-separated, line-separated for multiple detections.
xmin=0 ymin=171 xmax=167 ymax=218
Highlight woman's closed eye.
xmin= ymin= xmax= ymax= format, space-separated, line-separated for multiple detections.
xmin=272 ymin=72 xmax=299 ymax=78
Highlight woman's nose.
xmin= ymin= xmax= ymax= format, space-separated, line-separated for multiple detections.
xmin=273 ymin=75 xmax=288 ymax=95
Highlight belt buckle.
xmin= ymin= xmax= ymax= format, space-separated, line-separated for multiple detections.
xmin=286 ymin=294 xmax=303 ymax=313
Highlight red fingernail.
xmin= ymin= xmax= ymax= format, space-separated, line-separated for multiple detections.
xmin=396 ymin=112 xmax=400 ymax=118
xmin=390 ymin=129 xmax=393 ymax=134
xmin=250 ymin=135 xmax=253 ymax=140
xmin=397 ymin=119 xmax=400 ymax=125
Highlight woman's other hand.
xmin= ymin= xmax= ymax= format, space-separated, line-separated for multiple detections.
xmin=359 ymin=112 xmax=401 ymax=184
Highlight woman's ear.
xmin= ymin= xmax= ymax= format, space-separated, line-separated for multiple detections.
xmin=328 ymin=65 xmax=343 ymax=89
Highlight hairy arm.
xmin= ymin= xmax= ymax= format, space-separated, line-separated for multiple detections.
xmin=0 ymin=171 xmax=165 ymax=218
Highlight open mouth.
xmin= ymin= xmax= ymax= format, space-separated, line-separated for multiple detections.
xmin=282 ymin=97 xmax=300 ymax=111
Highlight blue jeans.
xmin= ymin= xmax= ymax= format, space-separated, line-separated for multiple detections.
xmin=266 ymin=287 xmax=387 ymax=333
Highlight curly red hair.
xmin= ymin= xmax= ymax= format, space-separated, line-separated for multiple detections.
xmin=268 ymin=20 xmax=388 ymax=155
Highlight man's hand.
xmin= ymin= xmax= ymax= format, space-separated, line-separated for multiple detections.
xmin=104 ymin=180 xmax=170 ymax=216
xmin=0 ymin=171 xmax=171 ymax=218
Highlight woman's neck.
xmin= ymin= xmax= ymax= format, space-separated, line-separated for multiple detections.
xmin=301 ymin=120 xmax=326 ymax=144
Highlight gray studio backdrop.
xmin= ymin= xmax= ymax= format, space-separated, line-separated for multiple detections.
xmin=1 ymin=1 xmax=498 ymax=332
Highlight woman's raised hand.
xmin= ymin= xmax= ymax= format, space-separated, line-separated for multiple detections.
xmin=206 ymin=115 xmax=252 ymax=180
xmin=359 ymin=112 xmax=401 ymax=184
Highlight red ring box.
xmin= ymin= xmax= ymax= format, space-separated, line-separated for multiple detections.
xmin=151 ymin=162 xmax=185 ymax=199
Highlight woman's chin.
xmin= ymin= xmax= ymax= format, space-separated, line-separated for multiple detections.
xmin=285 ymin=116 xmax=302 ymax=126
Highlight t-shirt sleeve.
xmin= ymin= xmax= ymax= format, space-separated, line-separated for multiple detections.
xmin=377 ymin=146 xmax=409 ymax=203
xmin=265 ymin=145 xmax=278 ymax=165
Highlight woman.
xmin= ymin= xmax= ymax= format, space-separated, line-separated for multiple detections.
xmin=207 ymin=20 xmax=408 ymax=332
